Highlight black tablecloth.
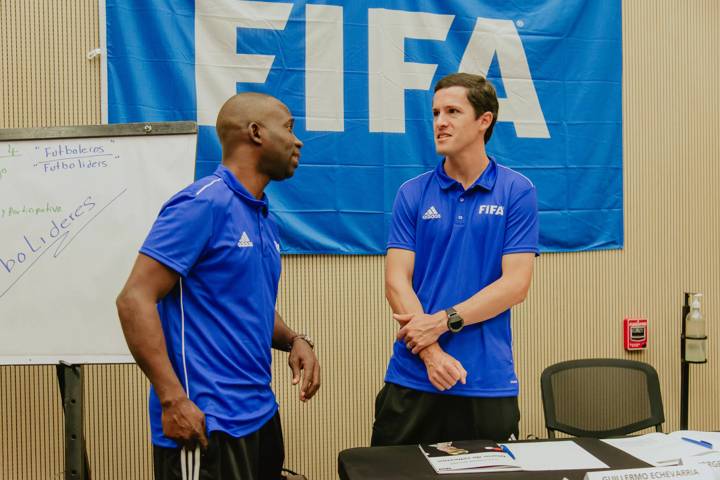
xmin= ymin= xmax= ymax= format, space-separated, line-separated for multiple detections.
xmin=338 ymin=438 xmax=652 ymax=480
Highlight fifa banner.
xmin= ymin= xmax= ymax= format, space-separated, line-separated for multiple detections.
xmin=103 ymin=0 xmax=623 ymax=254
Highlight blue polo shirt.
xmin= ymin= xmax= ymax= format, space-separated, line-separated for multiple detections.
xmin=385 ymin=158 xmax=539 ymax=397
xmin=140 ymin=165 xmax=282 ymax=447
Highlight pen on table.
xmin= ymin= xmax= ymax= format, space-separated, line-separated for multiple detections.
xmin=681 ymin=437 xmax=713 ymax=449
xmin=500 ymin=444 xmax=516 ymax=460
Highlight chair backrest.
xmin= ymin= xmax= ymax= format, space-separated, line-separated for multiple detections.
xmin=540 ymin=358 xmax=665 ymax=438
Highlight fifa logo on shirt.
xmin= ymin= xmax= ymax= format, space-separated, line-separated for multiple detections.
xmin=478 ymin=205 xmax=504 ymax=215
xmin=422 ymin=206 xmax=441 ymax=220
xmin=237 ymin=231 xmax=254 ymax=248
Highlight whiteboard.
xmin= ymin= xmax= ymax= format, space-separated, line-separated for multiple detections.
xmin=0 ymin=123 xmax=197 ymax=364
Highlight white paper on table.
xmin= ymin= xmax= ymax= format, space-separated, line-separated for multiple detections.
xmin=603 ymin=432 xmax=715 ymax=466
xmin=681 ymin=450 xmax=720 ymax=478
xmin=500 ymin=441 xmax=609 ymax=471
xmin=584 ymin=464 xmax=716 ymax=480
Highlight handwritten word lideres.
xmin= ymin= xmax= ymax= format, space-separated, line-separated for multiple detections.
xmin=1 ymin=196 xmax=96 ymax=275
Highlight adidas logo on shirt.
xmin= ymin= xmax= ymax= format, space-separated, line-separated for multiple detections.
xmin=274 ymin=241 xmax=281 ymax=252
xmin=237 ymin=232 xmax=253 ymax=248
xmin=422 ymin=206 xmax=441 ymax=220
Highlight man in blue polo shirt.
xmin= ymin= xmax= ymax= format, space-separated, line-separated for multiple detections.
xmin=116 ymin=93 xmax=319 ymax=479
xmin=372 ymin=73 xmax=539 ymax=446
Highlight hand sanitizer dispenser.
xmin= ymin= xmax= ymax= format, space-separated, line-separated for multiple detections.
xmin=684 ymin=293 xmax=707 ymax=363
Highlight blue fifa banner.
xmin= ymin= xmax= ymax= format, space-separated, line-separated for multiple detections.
xmin=103 ymin=0 xmax=623 ymax=254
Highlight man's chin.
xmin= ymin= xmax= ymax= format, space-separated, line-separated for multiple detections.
xmin=435 ymin=146 xmax=451 ymax=156
xmin=269 ymin=163 xmax=298 ymax=181
xmin=288 ymin=161 xmax=299 ymax=177
xmin=278 ymin=168 xmax=297 ymax=181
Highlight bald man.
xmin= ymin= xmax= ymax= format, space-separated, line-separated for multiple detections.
xmin=117 ymin=93 xmax=319 ymax=480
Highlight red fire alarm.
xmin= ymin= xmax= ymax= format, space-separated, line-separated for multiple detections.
xmin=624 ymin=318 xmax=648 ymax=351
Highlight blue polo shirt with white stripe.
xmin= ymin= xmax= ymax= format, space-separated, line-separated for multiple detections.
xmin=386 ymin=158 xmax=539 ymax=397
xmin=140 ymin=165 xmax=282 ymax=447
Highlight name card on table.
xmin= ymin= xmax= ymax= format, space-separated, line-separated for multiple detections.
xmin=584 ymin=465 xmax=715 ymax=480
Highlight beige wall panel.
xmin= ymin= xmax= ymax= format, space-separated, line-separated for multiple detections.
xmin=1 ymin=0 xmax=719 ymax=479
xmin=0 ymin=0 xmax=100 ymax=129
xmin=272 ymin=255 xmax=394 ymax=477
xmin=84 ymin=364 xmax=153 ymax=480
xmin=0 ymin=366 xmax=64 ymax=479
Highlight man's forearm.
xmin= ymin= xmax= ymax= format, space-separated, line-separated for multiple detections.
xmin=412 ymin=277 xmax=528 ymax=339
xmin=386 ymin=279 xmax=423 ymax=316
xmin=272 ymin=311 xmax=298 ymax=350
xmin=394 ymin=253 xmax=534 ymax=356
xmin=452 ymin=274 xmax=529 ymax=327
xmin=117 ymin=295 xmax=186 ymax=405
xmin=386 ymin=280 xmax=444 ymax=360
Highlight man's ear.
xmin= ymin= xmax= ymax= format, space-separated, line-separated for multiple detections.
xmin=480 ymin=111 xmax=493 ymax=128
xmin=477 ymin=111 xmax=493 ymax=134
xmin=248 ymin=122 xmax=263 ymax=145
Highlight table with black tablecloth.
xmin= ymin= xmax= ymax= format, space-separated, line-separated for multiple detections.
xmin=338 ymin=438 xmax=652 ymax=480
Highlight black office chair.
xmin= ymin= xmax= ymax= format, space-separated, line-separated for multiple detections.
xmin=540 ymin=358 xmax=665 ymax=438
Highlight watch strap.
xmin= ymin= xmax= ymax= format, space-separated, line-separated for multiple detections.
xmin=288 ymin=334 xmax=314 ymax=351
xmin=445 ymin=307 xmax=464 ymax=333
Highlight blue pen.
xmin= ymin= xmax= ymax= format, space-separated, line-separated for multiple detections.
xmin=500 ymin=444 xmax=516 ymax=460
xmin=681 ymin=437 xmax=714 ymax=449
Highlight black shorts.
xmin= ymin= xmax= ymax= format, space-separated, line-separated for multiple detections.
xmin=371 ymin=383 xmax=520 ymax=446
xmin=153 ymin=411 xmax=284 ymax=480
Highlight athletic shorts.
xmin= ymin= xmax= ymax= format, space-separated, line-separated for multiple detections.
xmin=153 ymin=411 xmax=284 ymax=480
xmin=371 ymin=382 xmax=520 ymax=446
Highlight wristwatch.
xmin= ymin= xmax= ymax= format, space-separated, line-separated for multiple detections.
xmin=288 ymin=334 xmax=314 ymax=351
xmin=445 ymin=307 xmax=464 ymax=333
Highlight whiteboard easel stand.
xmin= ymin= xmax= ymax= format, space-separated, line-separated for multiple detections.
xmin=0 ymin=121 xmax=198 ymax=480
xmin=57 ymin=362 xmax=87 ymax=479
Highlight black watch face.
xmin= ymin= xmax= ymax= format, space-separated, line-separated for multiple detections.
xmin=448 ymin=316 xmax=463 ymax=332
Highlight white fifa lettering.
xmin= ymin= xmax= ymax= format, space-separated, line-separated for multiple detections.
xmin=368 ymin=9 xmax=454 ymax=133
xmin=306 ymin=4 xmax=344 ymax=131
xmin=459 ymin=18 xmax=550 ymax=138
xmin=478 ymin=205 xmax=504 ymax=215
xmin=194 ymin=4 xmax=547 ymax=140
xmin=195 ymin=1 xmax=293 ymax=125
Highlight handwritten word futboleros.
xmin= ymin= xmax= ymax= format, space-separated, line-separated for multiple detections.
xmin=0 ymin=196 xmax=96 ymax=274
xmin=43 ymin=144 xmax=105 ymax=158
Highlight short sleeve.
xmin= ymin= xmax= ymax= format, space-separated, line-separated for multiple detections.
xmin=387 ymin=188 xmax=417 ymax=251
xmin=503 ymin=186 xmax=540 ymax=255
xmin=140 ymin=192 xmax=214 ymax=276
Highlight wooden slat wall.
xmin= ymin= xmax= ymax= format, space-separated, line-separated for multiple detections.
xmin=1 ymin=1 xmax=719 ymax=479
xmin=0 ymin=0 xmax=100 ymax=129
xmin=0 ymin=366 xmax=64 ymax=479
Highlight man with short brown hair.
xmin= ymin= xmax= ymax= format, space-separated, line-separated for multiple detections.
xmin=373 ymin=73 xmax=539 ymax=446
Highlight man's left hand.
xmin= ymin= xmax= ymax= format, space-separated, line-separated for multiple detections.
xmin=395 ymin=312 xmax=447 ymax=354
xmin=288 ymin=339 xmax=321 ymax=402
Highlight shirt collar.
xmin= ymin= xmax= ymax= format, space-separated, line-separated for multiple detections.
xmin=434 ymin=156 xmax=498 ymax=192
xmin=213 ymin=165 xmax=270 ymax=216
